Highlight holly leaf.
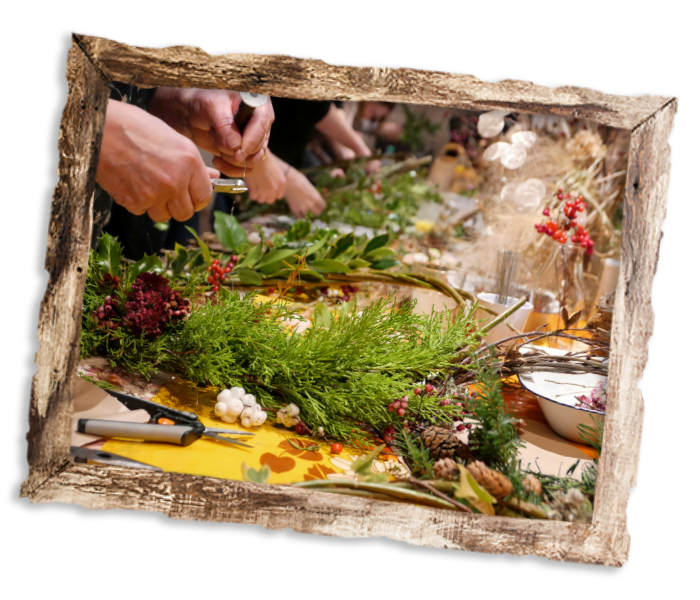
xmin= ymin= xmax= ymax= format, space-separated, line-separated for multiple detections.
xmin=241 ymin=462 xmax=271 ymax=484
xmin=213 ymin=211 xmax=248 ymax=252
xmin=346 ymin=258 xmax=372 ymax=269
xmin=370 ymin=259 xmax=399 ymax=270
xmin=362 ymin=233 xmax=390 ymax=255
xmin=127 ymin=254 xmax=163 ymax=285
xmin=185 ymin=226 xmax=211 ymax=265
xmin=95 ymin=232 xmax=123 ymax=276
xmin=313 ymin=302 xmax=333 ymax=329
xmin=170 ymin=243 xmax=190 ymax=276
xmin=453 ymin=464 xmax=496 ymax=515
xmin=238 ymin=269 xmax=263 ymax=286
xmin=309 ymin=259 xmax=353 ymax=274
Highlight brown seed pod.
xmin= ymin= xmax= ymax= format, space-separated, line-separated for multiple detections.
xmin=466 ymin=460 xmax=513 ymax=498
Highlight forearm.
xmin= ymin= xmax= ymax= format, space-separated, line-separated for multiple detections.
xmin=315 ymin=104 xmax=372 ymax=157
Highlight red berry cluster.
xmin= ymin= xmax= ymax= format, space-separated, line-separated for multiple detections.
xmin=535 ymin=190 xmax=595 ymax=255
xmin=295 ymin=421 xmax=310 ymax=435
xmin=206 ymin=256 xmax=237 ymax=292
xmin=92 ymin=295 xmax=119 ymax=330
xmin=382 ymin=424 xmax=397 ymax=443
xmin=99 ymin=273 xmax=121 ymax=290
xmin=387 ymin=395 xmax=409 ymax=416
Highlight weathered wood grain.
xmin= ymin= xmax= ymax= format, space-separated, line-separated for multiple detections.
xmin=593 ymin=98 xmax=677 ymax=560
xmin=73 ymin=34 xmax=669 ymax=131
xmin=21 ymin=41 xmax=109 ymax=496
xmin=21 ymin=34 xmax=676 ymax=567
xmin=32 ymin=462 xmax=619 ymax=565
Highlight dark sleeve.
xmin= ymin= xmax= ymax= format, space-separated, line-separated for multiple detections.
xmin=107 ymin=82 xmax=158 ymax=112
xmin=267 ymin=98 xmax=332 ymax=168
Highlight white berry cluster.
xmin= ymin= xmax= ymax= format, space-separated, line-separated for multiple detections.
xmin=214 ymin=387 xmax=267 ymax=428
xmin=276 ymin=403 xmax=301 ymax=428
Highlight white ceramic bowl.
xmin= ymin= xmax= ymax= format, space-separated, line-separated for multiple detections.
xmin=518 ymin=368 xmax=604 ymax=446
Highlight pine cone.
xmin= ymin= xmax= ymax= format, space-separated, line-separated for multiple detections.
xmin=433 ymin=457 xmax=458 ymax=481
xmin=421 ymin=426 xmax=461 ymax=460
xmin=522 ymin=474 xmax=542 ymax=496
xmin=466 ymin=461 xmax=513 ymax=498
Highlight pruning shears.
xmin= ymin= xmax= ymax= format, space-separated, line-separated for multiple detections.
xmin=76 ymin=389 xmax=254 ymax=449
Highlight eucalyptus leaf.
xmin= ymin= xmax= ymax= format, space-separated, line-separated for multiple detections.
xmin=238 ymin=269 xmax=263 ymax=285
xmin=362 ymin=233 xmax=390 ymax=255
xmin=346 ymin=258 xmax=372 ymax=269
xmin=237 ymin=242 xmax=264 ymax=269
xmin=185 ymin=226 xmax=211 ymax=265
xmin=310 ymin=259 xmax=353 ymax=274
xmin=370 ymin=259 xmax=399 ymax=270
xmin=330 ymin=233 xmax=355 ymax=258
xmin=364 ymin=247 xmax=396 ymax=260
xmin=213 ymin=211 xmax=248 ymax=251
xmin=257 ymin=248 xmax=299 ymax=269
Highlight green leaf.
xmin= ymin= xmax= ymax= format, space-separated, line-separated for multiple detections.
xmin=313 ymin=302 xmax=333 ymax=329
xmin=170 ymin=244 xmax=190 ymax=276
xmin=241 ymin=462 xmax=271 ymax=484
xmin=370 ymin=259 xmax=399 ymax=270
xmin=362 ymin=233 xmax=390 ymax=255
xmin=286 ymin=218 xmax=312 ymax=242
xmin=127 ymin=254 xmax=163 ymax=284
xmin=237 ymin=242 xmax=264 ymax=269
xmin=238 ymin=269 xmax=263 ymax=286
xmin=330 ymin=233 xmax=355 ymax=258
xmin=453 ymin=464 xmax=496 ymax=515
xmin=364 ymin=247 xmax=396 ymax=260
xmin=213 ymin=211 xmax=248 ymax=251
xmin=309 ymin=259 xmax=353 ymax=274
xmin=298 ymin=268 xmax=325 ymax=280
xmin=346 ymin=258 xmax=371 ymax=269
xmin=257 ymin=248 xmax=299 ymax=269
xmin=95 ymin=232 xmax=123 ymax=276
xmin=185 ymin=226 xmax=211 ymax=265
xmin=153 ymin=221 xmax=169 ymax=232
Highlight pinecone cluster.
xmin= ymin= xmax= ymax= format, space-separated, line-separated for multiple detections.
xmin=545 ymin=488 xmax=593 ymax=524
xmin=421 ymin=426 xmax=470 ymax=461
xmin=433 ymin=457 xmax=458 ymax=481
xmin=522 ymin=473 xmax=542 ymax=496
xmin=466 ymin=460 xmax=513 ymax=498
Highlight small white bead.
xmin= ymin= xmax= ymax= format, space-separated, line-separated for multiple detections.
xmin=214 ymin=402 xmax=228 ymax=417
xmin=217 ymin=389 xmax=233 ymax=404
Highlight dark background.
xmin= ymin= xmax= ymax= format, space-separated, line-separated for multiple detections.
xmin=17 ymin=29 xmax=672 ymax=576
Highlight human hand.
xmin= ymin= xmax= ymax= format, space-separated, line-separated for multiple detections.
xmin=283 ymin=167 xmax=327 ymax=218
xmin=150 ymin=88 xmax=274 ymax=176
xmin=246 ymin=152 xmax=287 ymax=205
xmin=96 ymin=100 xmax=219 ymax=222
xmin=364 ymin=159 xmax=382 ymax=174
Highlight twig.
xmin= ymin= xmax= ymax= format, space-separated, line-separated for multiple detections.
xmin=408 ymin=477 xmax=473 ymax=513
xmin=477 ymin=297 xmax=528 ymax=336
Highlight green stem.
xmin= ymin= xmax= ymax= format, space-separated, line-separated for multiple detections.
xmin=477 ymin=297 xmax=528 ymax=337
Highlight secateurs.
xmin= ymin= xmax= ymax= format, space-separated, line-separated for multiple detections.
xmin=76 ymin=389 xmax=255 ymax=449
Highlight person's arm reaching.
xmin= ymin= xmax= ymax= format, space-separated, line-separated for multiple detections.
xmin=96 ymin=99 xmax=219 ymax=222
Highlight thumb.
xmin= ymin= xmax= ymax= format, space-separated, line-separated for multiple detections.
xmin=202 ymin=94 xmax=242 ymax=153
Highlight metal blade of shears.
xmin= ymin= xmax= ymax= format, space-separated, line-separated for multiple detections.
xmin=202 ymin=432 xmax=254 ymax=448
xmin=70 ymin=446 xmax=163 ymax=471
xmin=204 ymin=427 xmax=254 ymax=436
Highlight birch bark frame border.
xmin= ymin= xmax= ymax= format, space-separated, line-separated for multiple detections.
xmin=21 ymin=34 xmax=677 ymax=567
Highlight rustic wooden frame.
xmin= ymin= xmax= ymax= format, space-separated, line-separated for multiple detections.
xmin=21 ymin=33 xmax=676 ymax=567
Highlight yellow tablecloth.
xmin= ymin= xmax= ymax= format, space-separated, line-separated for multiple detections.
xmin=101 ymin=378 xmax=370 ymax=484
